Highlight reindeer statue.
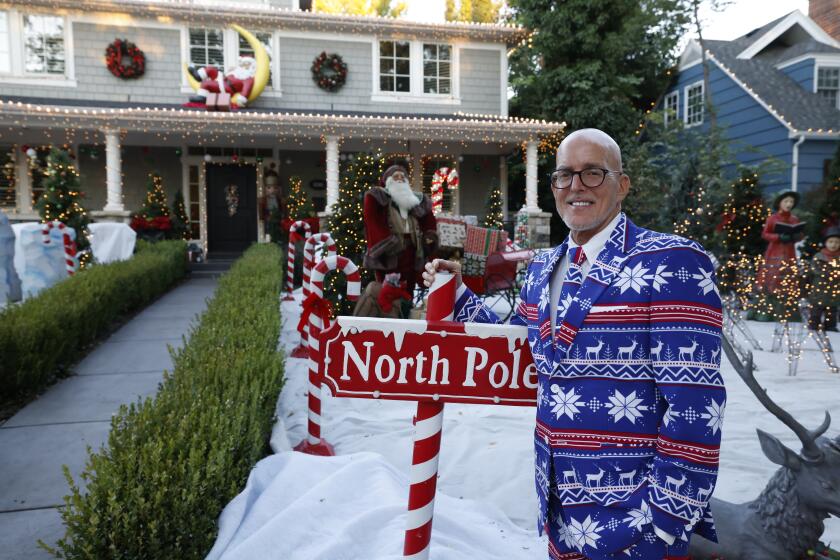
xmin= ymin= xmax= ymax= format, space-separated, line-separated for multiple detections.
xmin=688 ymin=337 xmax=840 ymax=560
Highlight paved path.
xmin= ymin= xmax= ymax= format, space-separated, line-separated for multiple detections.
xmin=0 ymin=275 xmax=219 ymax=559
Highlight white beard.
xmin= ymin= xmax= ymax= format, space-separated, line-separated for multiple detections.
xmin=229 ymin=62 xmax=256 ymax=80
xmin=385 ymin=177 xmax=420 ymax=219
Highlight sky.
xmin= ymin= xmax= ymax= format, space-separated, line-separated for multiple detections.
xmin=404 ymin=0 xmax=810 ymax=42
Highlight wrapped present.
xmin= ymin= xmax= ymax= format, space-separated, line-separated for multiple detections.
xmin=464 ymin=225 xmax=503 ymax=257
xmin=436 ymin=214 xmax=467 ymax=248
xmin=462 ymin=252 xmax=487 ymax=276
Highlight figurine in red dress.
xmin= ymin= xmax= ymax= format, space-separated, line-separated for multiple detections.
xmin=758 ymin=190 xmax=804 ymax=294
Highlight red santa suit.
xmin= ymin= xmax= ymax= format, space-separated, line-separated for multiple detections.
xmin=191 ymin=57 xmax=256 ymax=107
xmin=363 ymin=165 xmax=437 ymax=294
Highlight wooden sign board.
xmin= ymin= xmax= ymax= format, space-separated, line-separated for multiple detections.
xmin=319 ymin=316 xmax=537 ymax=406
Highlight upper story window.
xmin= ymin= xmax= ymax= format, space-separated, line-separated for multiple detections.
xmin=0 ymin=13 xmax=11 ymax=74
xmin=663 ymin=91 xmax=678 ymax=127
xmin=379 ymin=40 xmax=410 ymax=93
xmin=189 ymin=28 xmax=224 ymax=67
xmin=817 ymin=67 xmax=839 ymax=109
xmin=685 ymin=81 xmax=704 ymax=126
xmin=422 ymin=44 xmax=451 ymax=95
xmin=23 ymin=14 xmax=65 ymax=75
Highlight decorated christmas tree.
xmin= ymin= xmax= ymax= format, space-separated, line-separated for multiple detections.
xmin=34 ymin=147 xmax=91 ymax=262
xmin=804 ymin=144 xmax=840 ymax=254
xmin=130 ymin=173 xmax=172 ymax=236
xmin=286 ymin=176 xmax=314 ymax=221
xmin=482 ymin=184 xmax=504 ymax=230
xmin=719 ymin=168 xmax=768 ymax=257
xmin=170 ymin=190 xmax=190 ymax=240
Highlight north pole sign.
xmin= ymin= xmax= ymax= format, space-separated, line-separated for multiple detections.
xmin=319 ymin=316 xmax=537 ymax=406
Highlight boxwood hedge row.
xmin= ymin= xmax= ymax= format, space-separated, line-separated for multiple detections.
xmin=0 ymin=240 xmax=187 ymax=400
xmin=47 ymin=243 xmax=285 ymax=559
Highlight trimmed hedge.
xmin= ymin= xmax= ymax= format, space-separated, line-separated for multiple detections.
xmin=47 ymin=243 xmax=285 ymax=559
xmin=0 ymin=240 xmax=187 ymax=400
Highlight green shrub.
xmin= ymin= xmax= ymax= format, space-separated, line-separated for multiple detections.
xmin=0 ymin=240 xmax=187 ymax=400
xmin=47 ymin=243 xmax=285 ymax=559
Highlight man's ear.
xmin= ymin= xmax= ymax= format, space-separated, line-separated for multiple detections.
xmin=617 ymin=174 xmax=631 ymax=202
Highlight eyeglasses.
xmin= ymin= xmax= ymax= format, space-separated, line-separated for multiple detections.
xmin=549 ymin=167 xmax=622 ymax=190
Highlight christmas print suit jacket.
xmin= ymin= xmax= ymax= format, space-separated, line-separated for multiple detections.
xmin=453 ymin=213 xmax=725 ymax=559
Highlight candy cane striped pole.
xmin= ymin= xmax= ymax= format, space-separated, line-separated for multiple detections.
xmin=283 ymin=220 xmax=311 ymax=301
xmin=42 ymin=220 xmax=77 ymax=276
xmin=403 ymin=271 xmax=455 ymax=559
xmin=294 ymin=255 xmax=361 ymax=456
xmin=291 ymin=233 xmax=339 ymax=358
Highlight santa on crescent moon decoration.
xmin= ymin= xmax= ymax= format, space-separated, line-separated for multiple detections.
xmin=183 ymin=24 xmax=270 ymax=110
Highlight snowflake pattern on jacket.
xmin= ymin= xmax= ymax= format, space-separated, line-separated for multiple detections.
xmin=454 ymin=213 xmax=725 ymax=560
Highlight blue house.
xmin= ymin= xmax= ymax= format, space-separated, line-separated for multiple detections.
xmin=664 ymin=9 xmax=840 ymax=194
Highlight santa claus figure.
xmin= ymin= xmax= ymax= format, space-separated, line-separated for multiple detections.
xmin=188 ymin=56 xmax=257 ymax=108
xmin=362 ymin=164 xmax=438 ymax=303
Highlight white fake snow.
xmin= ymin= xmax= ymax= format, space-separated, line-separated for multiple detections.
xmin=206 ymin=292 xmax=840 ymax=559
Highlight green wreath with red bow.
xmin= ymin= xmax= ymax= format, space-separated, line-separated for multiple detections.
xmin=311 ymin=51 xmax=347 ymax=92
xmin=105 ymin=38 xmax=145 ymax=79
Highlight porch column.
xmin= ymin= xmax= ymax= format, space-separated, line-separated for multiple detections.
xmin=524 ymin=140 xmax=539 ymax=213
xmin=325 ymin=135 xmax=340 ymax=213
xmin=103 ymin=129 xmax=124 ymax=212
xmin=499 ymin=155 xmax=509 ymax=221
xmin=16 ymin=151 xmax=33 ymax=215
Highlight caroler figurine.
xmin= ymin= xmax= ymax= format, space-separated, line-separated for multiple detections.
xmin=758 ymin=190 xmax=805 ymax=296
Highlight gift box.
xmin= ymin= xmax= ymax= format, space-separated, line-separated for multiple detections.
xmin=437 ymin=215 xmax=467 ymax=248
xmin=464 ymin=225 xmax=504 ymax=257
xmin=462 ymin=252 xmax=487 ymax=276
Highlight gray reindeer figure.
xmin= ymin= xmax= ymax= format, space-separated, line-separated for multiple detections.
xmin=689 ymin=337 xmax=840 ymax=559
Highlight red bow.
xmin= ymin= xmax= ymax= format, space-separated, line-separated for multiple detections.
xmin=377 ymin=283 xmax=413 ymax=313
xmin=297 ymin=293 xmax=333 ymax=335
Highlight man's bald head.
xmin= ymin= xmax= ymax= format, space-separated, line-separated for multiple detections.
xmin=557 ymin=128 xmax=623 ymax=172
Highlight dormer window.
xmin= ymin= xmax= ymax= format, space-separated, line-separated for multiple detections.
xmin=684 ymin=81 xmax=704 ymax=127
xmin=817 ymin=67 xmax=839 ymax=109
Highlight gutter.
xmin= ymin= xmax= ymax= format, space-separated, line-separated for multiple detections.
xmin=791 ymin=134 xmax=805 ymax=192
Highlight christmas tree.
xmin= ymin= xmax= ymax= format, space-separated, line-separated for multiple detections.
xmin=34 ymin=147 xmax=91 ymax=263
xmin=482 ymin=184 xmax=504 ymax=230
xmin=286 ymin=176 xmax=314 ymax=221
xmin=804 ymin=144 xmax=840 ymax=254
xmin=719 ymin=168 xmax=767 ymax=257
xmin=131 ymin=173 xmax=172 ymax=235
xmin=170 ymin=190 xmax=190 ymax=240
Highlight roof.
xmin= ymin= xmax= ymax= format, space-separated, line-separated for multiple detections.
xmin=12 ymin=0 xmax=529 ymax=46
xmin=765 ymin=40 xmax=840 ymax=66
xmin=704 ymin=39 xmax=840 ymax=132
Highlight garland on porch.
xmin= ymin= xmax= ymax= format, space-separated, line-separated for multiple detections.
xmin=105 ymin=39 xmax=146 ymax=79
xmin=311 ymin=51 xmax=348 ymax=92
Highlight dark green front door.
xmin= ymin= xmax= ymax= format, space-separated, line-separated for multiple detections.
xmin=206 ymin=163 xmax=257 ymax=253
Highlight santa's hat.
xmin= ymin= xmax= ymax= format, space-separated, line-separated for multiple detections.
xmin=380 ymin=164 xmax=408 ymax=187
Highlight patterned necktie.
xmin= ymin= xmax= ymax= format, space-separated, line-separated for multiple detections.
xmin=555 ymin=246 xmax=587 ymax=337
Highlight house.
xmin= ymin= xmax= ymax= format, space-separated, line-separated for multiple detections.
xmin=664 ymin=8 xmax=840 ymax=194
xmin=0 ymin=0 xmax=563 ymax=253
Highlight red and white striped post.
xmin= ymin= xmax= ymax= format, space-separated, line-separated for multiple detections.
xmin=294 ymin=255 xmax=361 ymax=456
xmin=283 ymin=220 xmax=311 ymax=302
xmin=42 ymin=220 xmax=77 ymax=276
xmin=403 ymin=272 xmax=456 ymax=559
xmin=290 ymin=233 xmax=338 ymax=359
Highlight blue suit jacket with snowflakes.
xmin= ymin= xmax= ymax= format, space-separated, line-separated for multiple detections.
xmin=453 ymin=213 xmax=725 ymax=559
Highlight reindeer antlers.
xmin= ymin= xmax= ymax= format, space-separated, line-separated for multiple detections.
xmin=721 ymin=336 xmax=828 ymax=461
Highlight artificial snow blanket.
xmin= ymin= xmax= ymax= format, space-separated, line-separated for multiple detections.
xmin=88 ymin=222 xmax=136 ymax=264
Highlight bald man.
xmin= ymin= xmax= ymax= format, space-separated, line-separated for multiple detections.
xmin=424 ymin=129 xmax=725 ymax=560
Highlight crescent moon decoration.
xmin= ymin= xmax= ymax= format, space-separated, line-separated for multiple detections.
xmin=181 ymin=24 xmax=269 ymax=104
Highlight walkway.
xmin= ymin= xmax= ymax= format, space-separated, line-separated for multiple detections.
xmin=0 ymin=274 xmax=220 ymax=559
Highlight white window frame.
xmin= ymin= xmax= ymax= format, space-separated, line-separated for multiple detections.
xmin=684 ymin=80 xmax=704 ymax=127
xmin=663 ymin=90 xmax=679 ymax=126
xmin=421 ymin=43 xmax=453 ymax=96
xmin=371 ymin=38 xmax=461 ymax=105
xmin=0 ymin=9 xmax=75 ymax=87
xmin=181 ymin=27 xmax=281 ymax=97
xmin=815 ymin=65 xmax=840 ymax=109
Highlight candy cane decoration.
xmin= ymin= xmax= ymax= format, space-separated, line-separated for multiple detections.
xmin=430 ymin=167 xmax=459 ymax=216
xmin=294 ymin=255 xmax=361 ymax=456
xmin=42 ymin=220 xmax=77 ymax=276
xmin=403 ymin=271 xmax=455 ymax=559
xmin=291 ymin=233 xmax=339 ymax=359
xmin=283 ymin=220 xmax=312 ymax=301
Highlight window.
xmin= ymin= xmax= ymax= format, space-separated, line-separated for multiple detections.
xmin=0 ymin=12 xmax=10 ymax=74
xmin=664 ymin=91 xmax=678 ymax=126
xmin=189 ymin=28 xmax=224 ymax=67
xmin=817 ymin=67 xmax=840 ymax=108
xmin=379 ymin=41 xmax=410 ymax=92
xmin=423 ymin=44 xmax=451 ymax=94
xmin=685 ymin=82 xmax=704 ymax=126
xmin=238 ymin=31 xmax=272 ymax=86
xmin=0 ymin=146 xmax=15 ymax=208
xmin=23 ymin=14 xmax=65 ymax=75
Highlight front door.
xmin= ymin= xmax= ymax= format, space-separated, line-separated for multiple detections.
xmin=206 ymin=163 xmax=257 ymax=253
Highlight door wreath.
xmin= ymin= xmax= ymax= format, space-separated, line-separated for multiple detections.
xmin=105 ymin=39 xmax=145 ymax=79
